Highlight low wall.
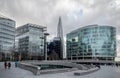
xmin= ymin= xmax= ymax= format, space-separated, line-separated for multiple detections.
xmin=18 ymin=61 xmax=99 ymax=75
xmin=18 ymin=62 xmax=78 ymax=75
xmin=18 ymin=63 xmax=40 ymax=75
xmin=40 ymin=68 xmax=78 ymax=74
xmin=74 ymin=67 xmax=99 ymax=76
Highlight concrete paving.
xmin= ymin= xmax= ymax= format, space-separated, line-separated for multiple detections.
xmin=0 ymin=62 xmax=120 ymax=78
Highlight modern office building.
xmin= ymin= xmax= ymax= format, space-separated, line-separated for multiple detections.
xmin=67 ymin=24 xmax=116 ymax=60
xmin=16 ymin=23 xmax=46 ymax=60
xmin=47 ymin=37 xmax=61 ymax=60
xmin=53 ymin=37 xmax=61 ymax=59
xmin=0 ymin=15 xmax=15 ymax=61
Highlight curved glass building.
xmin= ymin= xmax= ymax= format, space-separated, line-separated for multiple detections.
xmin=67 ymin=25 xmax=116 ymax=60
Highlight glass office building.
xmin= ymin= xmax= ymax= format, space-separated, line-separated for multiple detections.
xmin=47 ymin=37 xmax=62 ymax=60
xmin=67 ymin=25 xmax=116 ymax=60
xmin=0 ymin=15 xmax=15 ymax=60
xmin=16 ymin=23 xmax=46 ymax=60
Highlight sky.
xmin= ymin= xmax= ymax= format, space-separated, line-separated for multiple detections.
xmin=0 ymin=0 xmax=120 ymax=59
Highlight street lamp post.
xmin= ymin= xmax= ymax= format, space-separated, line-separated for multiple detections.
xmin=44 ymin=33 xmax=49 ymax=61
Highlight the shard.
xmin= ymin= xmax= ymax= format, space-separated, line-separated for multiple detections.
xmin=57 ymin=17 xmax=64 ymax=59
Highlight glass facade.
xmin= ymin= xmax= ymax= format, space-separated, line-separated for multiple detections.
xmin=47 ymin=37 xmax=62 ymax=60
xmin=0 ymin=17 xmax=15 ymax=60
xmin=16 ymin=23 xmax=46 ymax=60
xmin=67 ymin=25 xmax=116 ymax=60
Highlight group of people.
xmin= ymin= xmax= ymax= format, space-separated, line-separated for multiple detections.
xmin=4 ymin=61 xmax=11 ymax=69
xmin=4 ymin=61 xmax=18 ymax=69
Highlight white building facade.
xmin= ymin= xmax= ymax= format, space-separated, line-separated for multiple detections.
xmin=0 ymin=15 xmax=15 ymax=60
xmin=16 ymin=23 xmax=46 ymax=60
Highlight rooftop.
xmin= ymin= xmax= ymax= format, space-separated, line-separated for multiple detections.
xmin=17 ymin=23 xmax=47 ymax=31
xmin=0 ymin=14 xmax=14 ymax=21
xmin=67 ymin=24 xmax=115 ymax=35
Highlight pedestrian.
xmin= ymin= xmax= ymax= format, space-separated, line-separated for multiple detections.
xmin=8 ymin=62 xmax=11 ymax=69
xmin=15 ymin=61 xmax=18 ymax=67
xmin=4 ymin=61 xmax=7 ymax=69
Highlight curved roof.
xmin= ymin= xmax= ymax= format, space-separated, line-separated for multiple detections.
xmin=68 ymin=24 xmax=116 ymax=34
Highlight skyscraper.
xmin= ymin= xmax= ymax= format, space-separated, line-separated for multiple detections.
xmin=57 ymin=17 xmax=63 ymax=39
xmin=47 ymin=17 xmax=64 ymax=60
xmin=57 ymin=17 xmax=64 ymax=59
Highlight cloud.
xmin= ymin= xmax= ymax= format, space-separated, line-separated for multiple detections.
xmin=0 ymin=0 xmax=120 ymax=34
xmin=0 ymin=0 xmax=120 ymax=58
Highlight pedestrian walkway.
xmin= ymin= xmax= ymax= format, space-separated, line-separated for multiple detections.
xmin=0 ymin=62 xmax=33 ymax=78
xmin=0 ymin=62 xmax=120 ymax=78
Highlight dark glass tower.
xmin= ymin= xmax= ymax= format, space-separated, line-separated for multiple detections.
xmin=57 ymin=17 xmax=64 ymax=59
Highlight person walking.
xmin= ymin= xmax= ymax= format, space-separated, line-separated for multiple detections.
xmin=4 ymin=61 xmax=7 ymax=69
xmin=15 ymin=61 xmax=18 ymax=67
xmin=8 ymin=62 xmax=11 ymax=69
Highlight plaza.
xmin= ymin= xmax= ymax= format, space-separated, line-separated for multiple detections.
xmin=0 ymin=62 xmax=120 ymax=78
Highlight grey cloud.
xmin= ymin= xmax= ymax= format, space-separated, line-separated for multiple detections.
xmin=0 ymin=0 xmax=120 ymax=37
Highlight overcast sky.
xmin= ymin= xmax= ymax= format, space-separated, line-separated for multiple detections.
xmin=0 ymin=0 xmax=120 ymax=58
